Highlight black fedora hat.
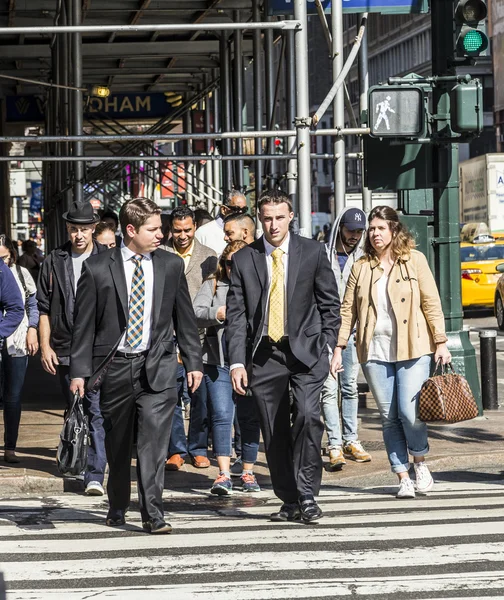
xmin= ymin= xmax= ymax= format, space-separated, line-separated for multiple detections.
xmin=62 ymin=201 xmax=100 ymax=224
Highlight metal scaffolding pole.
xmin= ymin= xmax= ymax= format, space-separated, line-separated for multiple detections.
xmin=69 ymin=0 xmax=83 ymax=204
xmin=184 ymin=111 xmax=194 ymax=206
xmin=264 ymin=19 xmax=277 ymax=188
xmin=212 ymin=74 xmax=222 ymax=207
xmin=233 ymin=10 xmax=244 ymax=191
xmin=252 ymin=0 xmax=264 ymax=204
xmin=285 ymin=17 xmax=298 ymax=215
xmin=293 ymin=0 xmax=312 ymax=237
xmin=358 ymin=12 xmax=372 ymax=214
xmin=0 ymin=128 xmax=370 ymax=144
xmin=332 ymin=0 xmax=345 ymax=219
xmin=0 ymin=22 xmax=299 ymax=35
xmin=220 ymin=33 xmax=233 ymax=193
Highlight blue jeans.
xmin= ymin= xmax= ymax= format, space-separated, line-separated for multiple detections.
xmin=362 ymin=355 xmax=431 ymax=474
xmin=201 ymin=365 xmax=234 ymax=457
xmin=58 ymin=365 xmax=106 ymax=485
xmin=168 ymin=364 xmax=209 ymax=458
xmin=2 ymin=349 xmax=28 ymax=451
xmin=320 ymin=335 xmax=360 ymax=447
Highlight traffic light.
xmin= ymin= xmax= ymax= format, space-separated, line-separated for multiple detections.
xmin=368 ymin=86 xmax=426 ymax=139
xmin=274 ymin=137 xmax=284 ymax=154
xmin=454 ymin=0 xmax=489 ymax=58
xmin=164 ymin=92 xmax=183 ymax=108
xmin=450 ymin=78 xmax=483 ymax=133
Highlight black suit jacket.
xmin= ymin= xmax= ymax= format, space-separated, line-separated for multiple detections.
xmin=226 ymin=234 xmax=341 ymax=369
xmin=69 ymin=246 xmax=203 ymax=392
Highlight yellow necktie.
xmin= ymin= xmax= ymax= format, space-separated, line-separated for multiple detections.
xmin=268 ymin=248 xmax=285 ymax=342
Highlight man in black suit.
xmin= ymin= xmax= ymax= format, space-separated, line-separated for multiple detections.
xmin=226 ymin=190 xmax=340 ymax=523
xmin=70 ymin=198 xmax=203 ymax=534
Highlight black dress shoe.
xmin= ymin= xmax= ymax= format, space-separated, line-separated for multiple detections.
xmin=105 ymin=509 xmax=126 ymax=527
xmin=298 ymin=495 xmax=323 ymax=523
xmin=142 ymin=519 xmax=173 ymax=534
xmin=270 ymin=502 xmax=301 ymax=522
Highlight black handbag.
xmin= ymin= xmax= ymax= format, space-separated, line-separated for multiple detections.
xmin=56 ymin=392 xmax=89 ymax=476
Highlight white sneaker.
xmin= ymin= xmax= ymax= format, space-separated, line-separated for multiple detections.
xmin=85 ymin=481 xmax=105 ymax=496
xmin=414 ymin=461 xmax=434 ymax=494
xmin=396 ymin=477 xmax=416 ymax=499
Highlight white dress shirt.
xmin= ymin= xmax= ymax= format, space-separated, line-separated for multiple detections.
xmin=262 ymin=233 xmax=290 ymax=337
xmin=230 ymin=233 xmax=290 ymax=372
xmin=117 ymin=243 xmax=154 ymax=353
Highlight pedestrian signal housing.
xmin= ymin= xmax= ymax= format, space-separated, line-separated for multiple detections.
xmin=454 ymin=0 xmax=489 ymax=58
xmin=450 ymin=78 xmax=483 ymax=133
xmin=368 ymin=86 xmax=425 ymax=139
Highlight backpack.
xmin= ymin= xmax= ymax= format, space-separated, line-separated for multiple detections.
xmin=56 ymin=392 xmax=89 ymax=476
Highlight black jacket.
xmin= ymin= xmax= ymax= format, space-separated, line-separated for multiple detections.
xmin=69 ymin=246 xmax=203 ymax=392
xmin=226 ymin=234 xmax=341 ymax=369
xmin=37 ymin=240 xmax=106 ymax=357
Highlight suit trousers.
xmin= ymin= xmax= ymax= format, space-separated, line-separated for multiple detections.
xmin=100 ymin=354 xmax=177 ymax=522
xmin=251 ymin=338 xmax=328 ymax=504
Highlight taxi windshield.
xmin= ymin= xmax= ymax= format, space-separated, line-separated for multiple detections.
xmin=461 ymin=244 xmax=504 ymax=262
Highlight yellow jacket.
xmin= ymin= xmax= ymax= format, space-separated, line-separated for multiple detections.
xmin=337 ymin=249 xmax=447 ymax=363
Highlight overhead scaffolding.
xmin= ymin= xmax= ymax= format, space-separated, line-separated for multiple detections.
xmin=0 ymin=0 xmax=371 ymax=248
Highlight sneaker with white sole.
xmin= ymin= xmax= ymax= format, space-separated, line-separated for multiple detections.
xmin=328 ymin=446 xmax=346 ymax=470
xmin=85 ymin=481 xmax=105 ymax=496
xmin=396 ymin=477 xmax=416 ymax=499
xmin=414 ymin=461 xmax=434 ymax=494
xmin=343 ymin=441 xmax=372 ymax=463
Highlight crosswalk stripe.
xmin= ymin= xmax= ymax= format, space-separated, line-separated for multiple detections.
xmin=2 ymin=481 xmax=504 ymax=598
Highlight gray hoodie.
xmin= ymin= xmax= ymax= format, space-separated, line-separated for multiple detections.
xmin=326 ymin=206 xmax=366 ymax=298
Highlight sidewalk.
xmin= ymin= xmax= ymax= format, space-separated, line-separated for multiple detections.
xmin=1 ymin=358 xmax=503 ymax=495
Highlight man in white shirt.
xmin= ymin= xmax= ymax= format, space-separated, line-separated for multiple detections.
xmin=70 ymin=198 xmax=203 ymax=534
xmin=226 ymin=190 xmax=340 ymax=523
xmin=195 ymin=190 xmax=248 ymax=255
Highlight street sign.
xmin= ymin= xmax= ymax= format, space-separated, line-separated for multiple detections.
xmin=266 ymin=0 xmax=429 ymax=15
xmin=368 ymin=85 xmax=425 ymax=138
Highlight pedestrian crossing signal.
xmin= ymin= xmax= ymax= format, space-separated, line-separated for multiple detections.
xmin=368 ymin=86 xmax=425 ymax=139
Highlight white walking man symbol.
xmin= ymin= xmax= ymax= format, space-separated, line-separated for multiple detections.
xmin=374 ymin=96 xmax=396 ymax=131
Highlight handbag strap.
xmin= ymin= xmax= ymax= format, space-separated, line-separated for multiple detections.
xmin=434 ymin=358 xmax=455 ymax=376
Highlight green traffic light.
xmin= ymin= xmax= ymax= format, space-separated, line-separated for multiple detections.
xmin=463 ymin=29 xmax=484 ymax=52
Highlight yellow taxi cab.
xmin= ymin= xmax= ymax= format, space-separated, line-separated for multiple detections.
xmin=460 ymin=223 xmax=504 ymax=309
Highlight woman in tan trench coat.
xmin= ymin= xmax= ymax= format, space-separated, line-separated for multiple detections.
xmin=330 ymin=206 xmax=452 ymax=499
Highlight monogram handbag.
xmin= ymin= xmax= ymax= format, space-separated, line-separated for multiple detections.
xmin=419 ymin=361 xmax=479 ymax=423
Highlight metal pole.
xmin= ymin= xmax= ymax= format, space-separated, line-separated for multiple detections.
xmin=253 ymin=0 xmax=264 ymax=204
xmin=213 ymin=73 xmax=221 ymax=207
xmin=0 ymin=22 xmax=300 ymax=35
xmin=70 ymin=0 xmax=83 ymax=204
xmin=59 ymin=1 xmax=71 ymax=216
xmin=332 ymin=0 xmax=345 ymax=219
xmin=358 ymin=12 xmax=372 ymax=214
xmin=293 ymin=0 xmax=311 ymax=238
xmin=264 ymin=19 xmax=277 ymax=188
xmin=480 ymin=331 xmax=499 ymax=410
xmin=220 ymin=33 xmax=232 ymax=193
xmin=431 ymin=0 xmax=481 ymax=412
xmin=0 ymin=128 xmax=370 ymax=144
xmin=233 ymin=10 xmax=244 ymax=191
xmin=184 ymin=111 xmax=194 ymax=206
xmin=285 ymin=18 xmax=298 ymax=215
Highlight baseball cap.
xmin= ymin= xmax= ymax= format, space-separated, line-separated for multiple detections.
xmin=340 ymin=208 xmax=366 ymax=231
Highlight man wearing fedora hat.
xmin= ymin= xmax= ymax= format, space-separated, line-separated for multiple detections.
xmin=37 ymin=200 xmax=108 ymax=496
